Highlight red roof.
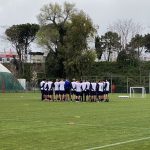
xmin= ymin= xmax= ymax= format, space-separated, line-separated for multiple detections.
xmin=0 ymin=54 xmax=17 ymax=58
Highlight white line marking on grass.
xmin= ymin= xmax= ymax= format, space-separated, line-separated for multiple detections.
xmin=66 ymin=123 xmax=103 ymax=127
xmin=66 ymin=123 xmax=150 ymax=130
xmin=85 ymin=136 xmax=150 ymax=150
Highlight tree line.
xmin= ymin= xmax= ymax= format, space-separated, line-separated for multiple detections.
xmin=5 ymin=2 xmax=150 ymax=79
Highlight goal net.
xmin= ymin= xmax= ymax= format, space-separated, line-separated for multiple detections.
xmin=129 ymin=87 xmax=146 ymax=98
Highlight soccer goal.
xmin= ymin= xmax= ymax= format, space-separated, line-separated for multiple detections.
xmin=129 ymin=87 xmax=146 ymax=98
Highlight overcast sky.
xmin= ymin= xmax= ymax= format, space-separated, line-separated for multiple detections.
xmin=0 ymin=0 xmax=150 ymax=34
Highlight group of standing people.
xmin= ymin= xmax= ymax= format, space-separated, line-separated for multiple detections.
xmin=40 ymin=78 xmax=110 ymax=102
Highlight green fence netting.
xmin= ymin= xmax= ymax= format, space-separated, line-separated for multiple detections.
xmin=0 ymin=72 xmax=23 ymax=92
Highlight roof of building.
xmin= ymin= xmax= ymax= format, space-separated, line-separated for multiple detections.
xmin=28 ymin=52 xmax=44 ymax=55
xmin=0 ymin=63 xmax=11 ymax=73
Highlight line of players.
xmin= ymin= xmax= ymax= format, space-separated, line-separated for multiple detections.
xmin=40 ymin=78 xmax=110 ymax=102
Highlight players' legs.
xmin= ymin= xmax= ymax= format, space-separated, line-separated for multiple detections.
xmin=44 ymin=91 xmax=49 ymax=101
xmin=82 ymin=91 xmax=86 ymax=102
xmin=89 ymin=91 xmax=92 ymax=102
xmin=97 ymin=91 xmax=104 ymax=102
xmin=55 ymin=91 xmax=60 ymax=101
xmin=104 ymin=91 xmax=109 ymax=102
xmin=90 ymin=91 xmax=94 ymax=102
xmin=100 ymin=92 xmax=104 ymax=102
xmin=65 ymin=89 xmax=70 ymax=101
xmin=60 ymin=91 xmax=63 ymax=101
xmin=41 ymin=90 xmax=45 ymax=101
xmin=49 ymin=90 xmax=54 ymax=101
xmin=72 ymin=91 xmax=76 ymax=101
xmin=86 ymin=90 xmax=90 ymax=102
xmin=76 ymin=92 xmax=81 ymax=102
xmin=60 ymin=91 xmax=66 ymax=101
xmin=93 ymin=92 xmax=97 ymax=102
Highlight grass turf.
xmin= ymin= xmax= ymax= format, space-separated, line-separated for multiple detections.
xmin=0 ymin=93 xmax=150 ymax=150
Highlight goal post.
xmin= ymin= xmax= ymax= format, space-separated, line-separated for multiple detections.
xmin=130 ymin=87 xmax=146 ymax=98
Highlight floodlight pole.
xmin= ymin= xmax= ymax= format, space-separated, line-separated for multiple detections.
xmin=127 ymin=77 xmax=129 ymax=94
xmin=149 ymin=72 xmax=150 ymax=94
xmin=110 ymin=75 xmax=112 ymax=93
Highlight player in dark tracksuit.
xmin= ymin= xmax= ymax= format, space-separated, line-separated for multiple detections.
xmin=65 ymin=79 xmax=71 ymax=101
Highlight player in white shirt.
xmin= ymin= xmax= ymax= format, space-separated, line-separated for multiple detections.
xmin=75 ymin=80 xmax=82 ymax=101
xmin=81 ymin=80 xmax=87 ymax=102
xmin=85 ymin=80 xmax=90 ymax=101
xmin=71 ymin=78 xmax=76 ymax=101
xmin=104 ymin=79 xmax=110 ymax=102
xmin=43 ymin=80 xmax=49 ymax=100
xmin=54 ymin=79 xmax=60 ymax=101
xmin=97 ymin=80 xmax=104 ymax=102
xmin=47 ymin=80 xmax=54 ymax=101
xmin=40 ymin=79 xmax=46 ymax=101
xmin=90 ymin=80 xmax=97 ymax=102
xmin=59 ymin=79 xmax=65 ymax=101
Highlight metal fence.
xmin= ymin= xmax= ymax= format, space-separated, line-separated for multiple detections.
xmin=1 ymin=75 xmax=150 ymax=93
xmin=81 ymin=75 xmax=150 ymax=93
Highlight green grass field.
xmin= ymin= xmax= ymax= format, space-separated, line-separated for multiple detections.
xmin=0 ymin=93 xmax=150 ymax=150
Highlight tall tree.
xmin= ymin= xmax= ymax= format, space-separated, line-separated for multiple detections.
xmin=37 ymin=2 xmax=76 ymax=77
xmin=143 ymin=34 xmax=150 ymax=52
xmin=102 ymin=31 xmax=121 ymax=61
xmin=37 ymin=2 xmax=96 ymax=78
xmin=117 ymin=48 xmax=139 ymax=70
xmin=109 ymin=19 xmax=143 ymax=49
xmin=5 ymin=23 xmax=39 ymax=75
xmin=129 ymin=34 xmax=144 ymax=58
xmin=95 ymin=31 xmax=121 ymax=61
xmin=95 ymin=36 xmax=103 ymax=60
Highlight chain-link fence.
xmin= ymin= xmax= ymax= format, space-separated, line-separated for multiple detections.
xmin=1 ymin=75 xmax=150 ymax=93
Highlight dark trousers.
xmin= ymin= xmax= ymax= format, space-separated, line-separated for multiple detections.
xmin=41 ymin=90 xmax=44 ymax=100
xmin=82 ymin=91 xmax=87 ymax=102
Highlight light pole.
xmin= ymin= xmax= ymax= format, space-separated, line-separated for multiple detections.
xmin=149 ymin=72 xmax=150 ymax=93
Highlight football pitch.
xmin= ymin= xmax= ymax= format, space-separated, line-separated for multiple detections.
xmin=0 ymin=93 xmax=150 ymax=150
